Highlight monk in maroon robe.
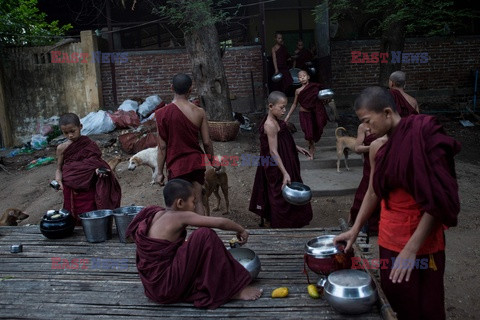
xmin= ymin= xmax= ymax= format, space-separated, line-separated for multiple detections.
xmin=249 ymin=91 xmax=312 ymax=228
xmin=271 ymin=33 xmax=293 ymax=93
xmin=56 ymin=113 xmax=121 ymax=224
xmin=389 ymin=88 xmax=418 ymax=117
xmin=126 ymin=179 xmax=261 ymax=309
xmin=293 ymin=40 xmax=313 ymax=70
xmin=285 ymin=70 xmax=328 ymax=159
xmin=335 ymin=87 xmax=460 ymax=320
xmin=155 ymin=73 xmax=219 ymax=215
xmin=389 ymin=70 xmax=419 ymax=117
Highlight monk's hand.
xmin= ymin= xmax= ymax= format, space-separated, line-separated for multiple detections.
xmin=237 ymin=229 xmax=249 ymax=245
xmin=155 ymin=174 xmax=165 ymax=186
xmin=95 ymin=167 xmax=110 ymax=178
xmin=334 ymin=230 xmax=357 ymax=253
xmin=389 ymin=248 xmax=417 ymax=284
xmin=281 ymin=173 xmax=291 ymax=190
xmin=296 ymin=146 xmax=311 ymax=158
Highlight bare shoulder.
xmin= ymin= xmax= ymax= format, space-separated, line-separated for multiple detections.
xmin=56 ymin=140 xmax=71 ymax=155
xmin=264 ymin=118 xmax=279 ymax=136
xmin=370 ymin=136 xmax=388 ymax=153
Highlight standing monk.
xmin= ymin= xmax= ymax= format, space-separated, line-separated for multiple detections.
xmin=249 ymin=91 xmax=313 ymax=228
xmin=292 ymin=39 xmax=313 ymax=70
xmin=389 ymin=71 xmax=419 ymax=117
xmin=271 ymin=32 xmax=293 ymax=93
xmin=155 ymin=73 xmax=218 ymax=215
xmin=285 ymin=70 xmax=328 ymax=159
xmin=335 ymin=87 xmax=460 ymax=320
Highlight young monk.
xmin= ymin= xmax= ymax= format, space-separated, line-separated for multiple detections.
xmin=284 ymin=70 xmax=328 ymax=159
xmin=249 ymin=91 xmax=313 ymax=228
xmin=55 ymin=113 xmax=121 ymax=224
xmin=155 ymin=73 xmax=219 ymax=215
xmin=348 ymin=123 xmax=380 ymax=234
xmin=271 ymin=32 xmax=293 ymax=93
xmin=335 ymin=86 xmax=460 ymax=320
xmin=388 ymin=70 xmax=419 ymax=116
xmin=125 ymin=179 xmax=262 ymax=309
xmin=292 ymin=39 xmax=313 ymax=70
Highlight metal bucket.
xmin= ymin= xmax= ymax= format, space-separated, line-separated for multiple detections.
xmin=79 ymin=210 xmax=113 ymax=243
xmin=113 ymin=206 xmax=144 ymax=243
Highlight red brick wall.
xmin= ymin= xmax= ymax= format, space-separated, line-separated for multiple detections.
xmin=331 ymin=36 xmax=480 ymax=107
xmin=101 ymin=45 xmax=264 ymax=110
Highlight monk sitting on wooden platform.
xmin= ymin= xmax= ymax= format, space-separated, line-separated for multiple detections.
xmin=126 ymin=179 xmax=262 ymax=309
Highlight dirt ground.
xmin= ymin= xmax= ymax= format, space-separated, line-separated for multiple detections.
xmin=1 ymin=110 xmax=479 ymax=319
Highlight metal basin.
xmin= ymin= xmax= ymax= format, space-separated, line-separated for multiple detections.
xmin=271 ymin=72 xmax=283 ymax=83
xmin=79 ymin=210 xmax=113 ymax=243
xmin=282 ymin=182 xmax=312 ymax=205
xmin=318 ymin=89 xmax=334 ymax=100
xmin=229 ymin=247 xmax=261 ymax=280
xmin=290 ymin=68 xmax=302 ymax=85
xmin=113 ymin=206 xmax=144 ymax=243
xmin=318 ymin=269 xmax=377 ymax=314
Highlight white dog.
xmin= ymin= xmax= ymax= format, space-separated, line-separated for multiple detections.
xmin=128 ymin=147 xmax=159 ymax=184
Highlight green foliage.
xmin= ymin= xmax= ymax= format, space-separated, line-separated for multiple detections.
xmin=0 ymin=0 xmax=72 ymax=46
xmin=326 ymin=0 xmax=477 ymax=37
xmin=153 ymin=0 xmax=232 ymax=34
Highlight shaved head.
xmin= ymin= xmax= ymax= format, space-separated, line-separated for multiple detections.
xmin=163 ymin=179 xmax=193 ymax=207
xmin=172 ymin=73 xmax=192 ymax=95
xmin=354 ymin=86 xmax=397 ymax=113
xmin=59 ymin=113 xmax=81 ymax=127
xmin=389 ymin=71 xmax=406 ymax=88
xmin=268 ymin=91 xmax=287 ymax=105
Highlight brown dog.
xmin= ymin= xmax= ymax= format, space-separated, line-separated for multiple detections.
xmin=202 ymin=166 xmax=229 ymax=216
xmin=0 ymin=208 xmax=29 ymax=226
xmin=335 ymin=127 xmax=357 ymax=172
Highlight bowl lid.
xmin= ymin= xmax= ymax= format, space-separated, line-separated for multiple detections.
xmin=305 ymin=235 xmax=344 ymax=256
xmin=328 ymin=269 xmax=372 ymax=288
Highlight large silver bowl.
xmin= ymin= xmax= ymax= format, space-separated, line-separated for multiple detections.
xmin=318 ymin=89 xmax=334 ymax=100
xmin=229 ymin=247 xmax=261 ymax=280
xmin=282 ymin=182 xmax=312 ymax=205
xmin=318 ymin=269 xmax=377 ymax=314
xmin=271 ymin=72 xmax=283 ymax=83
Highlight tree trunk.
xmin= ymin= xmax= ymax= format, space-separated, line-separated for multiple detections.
xmin=378 ymin=21 xmax=406 ymax=87
xmin=0 ymin=60 xmax=13 ymax=147
xmin=185 ymin=25 xmax=233 ymax=121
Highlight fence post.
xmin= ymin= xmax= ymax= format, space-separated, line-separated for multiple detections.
xmin=80 ymin=30 xmax=103 ymax=116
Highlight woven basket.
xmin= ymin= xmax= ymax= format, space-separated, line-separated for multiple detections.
xmin=208 ymin=121 xmax=240 ymax=142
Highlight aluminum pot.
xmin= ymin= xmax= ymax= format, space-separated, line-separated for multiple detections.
xmin=282 ymin=182 xmax=312 ymax=206
xmin=113 ymin=206 xmax=144 ymax=243
xmin=318 ymin=89 xmax=334 ymax=100
xmin=271 ymin=72 xmax=283 ymax=83
xmin=304 ymin=235 xmax=353 ymax=275
xmin=317 ymin=269 xmax=377 ymax=314
xmin=229 ymin=247 xmax=261 ymax=279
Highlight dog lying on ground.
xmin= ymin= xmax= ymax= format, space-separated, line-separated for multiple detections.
xmin=128 ymin=147 xmax=159 ymax=184
xmin=0 ymin=208 xmax=29 ymax=226
xmin=202 ymin=165 xmax=229 ymax=216
xmin=335 ymin=127 xmax=357 ymax=172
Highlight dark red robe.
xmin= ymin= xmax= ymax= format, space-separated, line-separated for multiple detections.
xmin=273 ymin=45 xmax=293 ymax=93
xmin=62 ymin=136 xmax=121 ymax=223
xmin=155 ymin=103 xmax=206 ymax=182
xmin=294 ymin=48 xmax=313 ymax=70
xmin=249 ymin=116 xmax=313 ymax=228
xmin=389 ymin=89 xmax=418 ymax=118
xmin=349 ymin=133 xmax=380 ymax=233
xmin=297 ymin=83 xmax=328 ymax=142
xmin=125 ymin=206 xmax=251 ymax=309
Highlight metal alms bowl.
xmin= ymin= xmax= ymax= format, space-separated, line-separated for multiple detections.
xmin=229 ymin=247 xmax=261 ymax=280
xmin=271 ymin=72 xmax=283 ymax=83
xmin=304 ymin=235 xmax=353 ymax=275
xmin=318 ymin=269 xmax=377 ymax=314
xmin=318 ymin=89 xmax=334 ymax=100
xmin=282 ymin=182 xmax=312 ymax=205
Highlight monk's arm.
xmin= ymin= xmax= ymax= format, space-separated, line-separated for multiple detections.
xmin=55 ymin=143 xmax=67 ymax=189
xmin=335 ymin=139 xmax=384 ymax=251
xmin=156 ymin=133 xmax=167 ymax=185
xmin=354 ymin=123 xmax=370 ymax=154
xmin=199 ymin=110 xmax=219 ymax=170
xmin=390 ymin=213 xmax=438 ymax=283
xmin=284 ymin=89 xmax=300 ymax=122
xmin=181 ymin=212 xmax=248 ymax=243
xmin=272 ymin=47 xmax=278 ymax=74
xmin=265 ymin=122 xmax=290 ymax=187
xmin=414 ymin=100 xmax=420 ymax=113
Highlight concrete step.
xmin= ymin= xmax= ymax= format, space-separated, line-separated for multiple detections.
xmin=293 ymin=135 xmax=337 ymax=147
xmin=301 ymin=167 xmax=363 ymax=196
xmin=299 ymin=150 xmax=363 ymax=170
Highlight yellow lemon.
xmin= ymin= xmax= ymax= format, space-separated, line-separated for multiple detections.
xmin=307 ymin=284 xmax=320 ymax=299
xmin=271 ymin=287 xmax=289 ymax=298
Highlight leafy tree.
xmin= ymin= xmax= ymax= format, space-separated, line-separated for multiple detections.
xmin=325 ymin=0 xmax=477 ymax=85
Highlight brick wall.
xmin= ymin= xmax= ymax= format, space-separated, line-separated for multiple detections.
xmin=331 ymin=36 xmax=480 ymax=107
xmin=101 ymin=45 xmax=264 ymax=112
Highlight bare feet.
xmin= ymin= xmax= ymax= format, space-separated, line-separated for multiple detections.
xmin=232 ymin=286 xmax=263 ymax=301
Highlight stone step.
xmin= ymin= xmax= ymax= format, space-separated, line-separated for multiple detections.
xmin=293 ymin=135 xmax=337 ymax=147
xmin=301 ymin=167 xmax=363 ymax=196
xmin=299 ymin=150 xmax=363 ymax=170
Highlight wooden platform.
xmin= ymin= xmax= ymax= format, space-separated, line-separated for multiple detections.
xmin=0 ymin=226 xmax=385 ymax=319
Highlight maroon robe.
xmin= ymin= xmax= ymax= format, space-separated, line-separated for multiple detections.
xmin=294 ymin=48 xmax=313 ymax=70
xmin=273 ymin=45 xmax=293 ymax=93
xmin=389 ymin=89 xmax=418 ymax=118
xmin=155 ymin=103 xmax=206 ymax=183
xmin=297 ymin=83 xmax=328 ymax=142
xmin=62 ymin=136 xmax=121 ymax=223
xmin=125 ymin=206 xmax=251 ymax=309
xmin=249 ymin=116 xmax=313 ymax=228
xmin=373 ymin=114 xmax=461 ymax=227
xmin=349 ymin=133 xmax=380 ymax=233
